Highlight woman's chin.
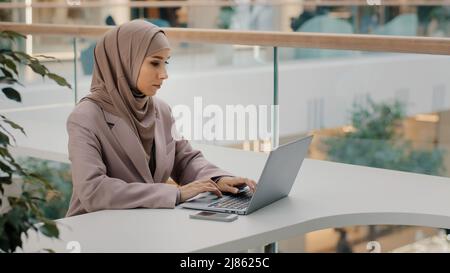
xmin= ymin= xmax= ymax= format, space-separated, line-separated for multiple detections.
xmin=143 ymin=90 xmax=157 ymax=96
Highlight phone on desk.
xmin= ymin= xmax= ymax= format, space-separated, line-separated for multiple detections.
xmin=189 ymin=211 xmax=238 ymax=222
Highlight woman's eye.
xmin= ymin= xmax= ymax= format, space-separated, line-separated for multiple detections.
xmin=150 ymin=61 xmax=169 ymax=67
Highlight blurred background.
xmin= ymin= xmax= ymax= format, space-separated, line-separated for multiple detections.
xmin=1 ymin=0 xmax=450 ymax=253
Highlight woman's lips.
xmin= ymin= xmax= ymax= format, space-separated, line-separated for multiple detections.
xmin=153 ymin=85 xmax=161 ymax=89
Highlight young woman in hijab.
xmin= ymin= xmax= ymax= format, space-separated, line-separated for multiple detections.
xmin=65 ymin=20 xmax=256 ymax=217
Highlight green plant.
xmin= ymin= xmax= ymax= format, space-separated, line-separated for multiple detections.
xmin=323 ymin=97 xmax=445 ymax=176
xmin=0 ymin=31 xmax=71 ymax=252
xmin=18 ymin=158 xmax=72 ymax=220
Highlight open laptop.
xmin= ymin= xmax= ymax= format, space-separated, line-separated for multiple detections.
xmin=180 ymin=135 xmax=313 ymax=215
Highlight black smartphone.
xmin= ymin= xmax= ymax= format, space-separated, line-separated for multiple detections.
xmin=189 ymin=211 xmax=238 ymax=222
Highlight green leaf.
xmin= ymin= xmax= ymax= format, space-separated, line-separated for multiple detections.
xmin=0 ymin=130 xmax=10 ymax=145
xmin=2 ymin=87 xmax=21 ymax=102
xmin=1 ymin=58 xmax=18 ymax=76
xmin=0 ymin=146 xmax=7 ymax=155
xmin=39 ymin=221 xmax=59 ymax=238
xmin=35 ymin=55 xmax=58 ymax=61
xmin=0 ymin=67 xmax=13 ymax=78
xmin=46 ymin=73 xmax=72 ymax=89
xmin=0 ymin=175 xmax=13 ymax=185
xmin=28 ymin=61 xmax=47 ymax=77
xmin=0 ymin=76 xmax=18 ymax=85
xmin=2 ymin=207 xmax=28 ymax=252
xmin=9 ymin=160 xmax=26 ymax=176
xmin=2 ymin=117 xmax=26 ymax=135
xmin=0 ymin=31 xmax=26 ymax=41
xmin=11 ymin=51 xmax=32 ymax=63
xmin=0 ymin=124 xmax=17 ymax=145
xmin=30 ymin=196 xmax=46 ymax=202
xmin=2 ymin=50 xmax=21 ymax=63
xmin=0 ymin=162 xmax=14 ymax=177
xmin=0 ymin=77 xmax=23 ymax=86
xmin=26 ymin=172 xmax=52 ymax=189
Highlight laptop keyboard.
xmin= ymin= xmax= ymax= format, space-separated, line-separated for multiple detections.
xmin=208 ymin=190 xmax=252 ymax=210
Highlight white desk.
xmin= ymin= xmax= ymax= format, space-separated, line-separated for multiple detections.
xmin=21 ymin=144 xmax=450 ymax=252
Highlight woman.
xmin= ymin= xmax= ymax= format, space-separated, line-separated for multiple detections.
xmin=66 ymin=20 xmax=256 ymax=217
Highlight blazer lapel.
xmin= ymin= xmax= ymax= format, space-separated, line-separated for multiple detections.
xmin=103 ymin=110 xmax=153 ymax=183
xmin=152 ymin=111 xmax=169 ymax=183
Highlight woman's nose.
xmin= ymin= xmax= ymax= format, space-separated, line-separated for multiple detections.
xmin=160 ymin=68 xmax=168 ymax=80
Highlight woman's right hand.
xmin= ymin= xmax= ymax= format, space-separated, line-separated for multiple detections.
xmin=179 ymin=179 xmax=223 ymax=203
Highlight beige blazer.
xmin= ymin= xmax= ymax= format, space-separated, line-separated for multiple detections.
xmin=66 ymin=98 xmax=232 ymax=217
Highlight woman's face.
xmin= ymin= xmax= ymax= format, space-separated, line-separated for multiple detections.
xmin=136 ymin=48 xmax=170 ymax=96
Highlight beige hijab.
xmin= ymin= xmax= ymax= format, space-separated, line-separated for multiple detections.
xmin=81 ymin=20 xmax=170 ymax=161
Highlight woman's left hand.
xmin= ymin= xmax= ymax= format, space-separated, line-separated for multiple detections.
xmin=216 ymin=177 xmax=257 ymax=194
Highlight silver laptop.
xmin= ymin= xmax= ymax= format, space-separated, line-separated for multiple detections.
xmin=180 ymin=135 xmax=313 ymax=215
